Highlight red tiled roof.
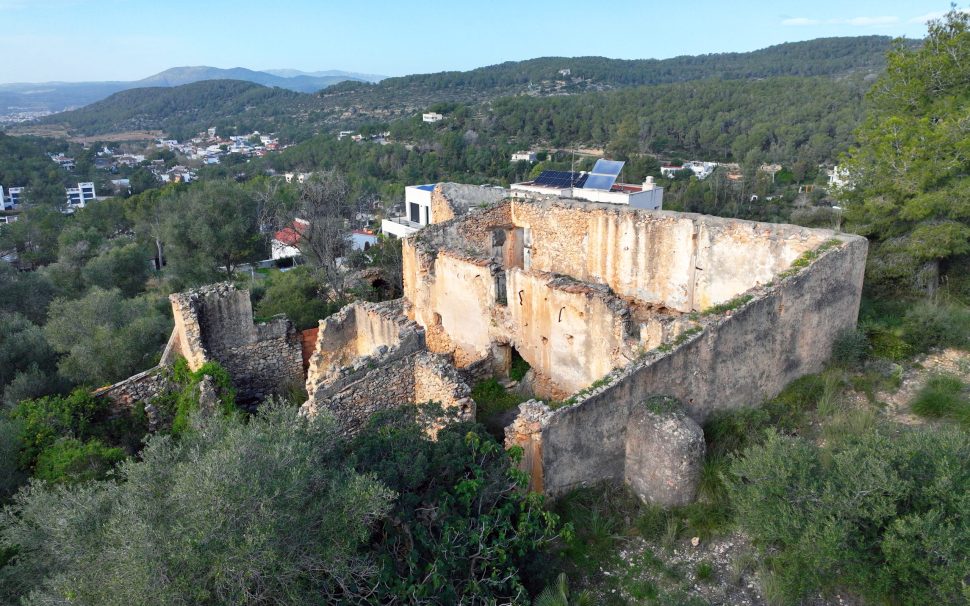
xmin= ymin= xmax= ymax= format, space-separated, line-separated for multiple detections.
xmin=273 ymin=220 xmax=306 ymax=246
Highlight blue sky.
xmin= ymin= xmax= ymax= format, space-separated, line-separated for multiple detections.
xmin=0 ymin=0 xmax=954 ymax=83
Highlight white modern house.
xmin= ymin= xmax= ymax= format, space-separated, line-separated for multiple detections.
xmin=422 ymin=112 xmax=444 ymax=123
xmin=381 ymin=184 xmax=436 ymax=238
xmin=511 ymin=151 xmax=538 ymax=163
xmin=7 ymin=187 xmax=24 ymax=207
xmin=65 ymin=182 xmax=96 ymax=209
xmin=511 ymin=160 xmax=664 ymax=210
xmin=828 ymin=165 xmax=851 ymax=190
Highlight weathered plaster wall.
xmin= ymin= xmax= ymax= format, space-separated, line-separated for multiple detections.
xmin=507 ymin=269 xmax=637 ymax=397
xmin=403 ymin=246 xmax=501 ymax=367
xmin=534 ymin=235 xmax=867 ymax=495
xmin=511 ymin=199 xmax=826 ymax=312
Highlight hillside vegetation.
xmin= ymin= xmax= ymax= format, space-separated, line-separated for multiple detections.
xmin=30 ymin=36 xmax=900 ymax=140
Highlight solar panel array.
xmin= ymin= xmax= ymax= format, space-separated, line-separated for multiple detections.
xmin=533 ymin=170 xmax=589 ymax=188
xmin=582 ymin=159 xmax=626 ymax=190
xmin=591 ymin=159 xmax=625 ymax=177
xmin=584 ymin=174 xmax=618 ymax=190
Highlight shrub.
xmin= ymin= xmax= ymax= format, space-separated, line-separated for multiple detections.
xmin=471 ymin=378 xmax=526 ymax=436
xmin=0 ymin=402 xmax=393 ymax=605
xmin=349 ymin=405 xmax=563 ymax=604
xmin=729 ymin=427 xmax=970 ymax=605
xmin=33 ymin=438 xmax=126 ymax=484
xmin=830 ymin=328 xmax=869 ymax=368
xmin=0 ymin=417 xmax=25 ymax=501
xmin=910 ymin=373 xmax=970 ymax=428
xmin=254 ymin=266 xmax=340 ymax=330
xmin=161 ymin=357 xmax=238 ymax=436
xmin=900 ymin=301 xmax=970 ymax=352
xmin=510 ymin=349 xmax=531 ymax=382
xmin=695 ymin=561 xmax=714 ymax=582
xmin=10 ymin=389 xmax=108 ymax=469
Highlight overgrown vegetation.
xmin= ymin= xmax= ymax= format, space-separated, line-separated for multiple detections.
xmin=731 ymin=427 xmax=969 ymax=605
xmin=910 ymin=373 xmax=970 ymax=428
xmin=0 ymin=398 xmax=562 ymax=605
xmin=471 ymin=378 xmax=527 ymax=437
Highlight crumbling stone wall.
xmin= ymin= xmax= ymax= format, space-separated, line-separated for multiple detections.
xmin=516 ymin=235 xmax=867 ymax=496
xmin=299 ymin=300 xmax=474 ymax=434
xmin=93 ymin=366 xmax=174 ymax=417
xmin=430 ymin=183 xmax=508 ymax=225
xmin=624 ymin=398 xmax=705 ymax=506
xmin=305 ymin=299 xmax=423 ymax=394
xmin=304 ymin=301 xmax=422 ymax=396
xmin=168 ymin=283 xmax=303 ymax=403
xmin=413 ymin=352 xmax=475 ymax=422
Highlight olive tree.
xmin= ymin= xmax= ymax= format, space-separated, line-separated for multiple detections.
xmin=0 ymin=402 xmax=394 ymax=605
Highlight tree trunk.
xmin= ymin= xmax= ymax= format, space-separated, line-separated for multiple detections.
xmin=154 ymin=237 xmax=164 ymax=270
xmin=918 ymin=259 xmax=940 ymax=298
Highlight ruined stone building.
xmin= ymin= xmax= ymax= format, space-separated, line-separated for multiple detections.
xmin=99 ymin=183 xmax=867 ymax=506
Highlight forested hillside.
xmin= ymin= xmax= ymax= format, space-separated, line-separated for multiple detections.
xmin=31 ymin=80 xmax=306 ymax=140
xmin=30 ymin=36 xmax=900 ymax=141
xmin=377 ymin=36 xmax=900 ymax=92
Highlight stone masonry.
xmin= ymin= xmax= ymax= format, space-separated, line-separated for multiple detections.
xmin=402 ymin=192 xmax=866 ymax=501
xmin=169 ymin=283 xmax=304 ymax=404
xmin=95 ymin=183 xmax=866 ymax=507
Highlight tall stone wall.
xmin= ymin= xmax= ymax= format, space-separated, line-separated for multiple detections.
xmin=529 ymin=235 xmax=867 ymax=496
xmin=168 ymin=283 xmax=303 ymax=404
xmin=511 ymin=199 xmax=827 ymax=312
xmin=304 ymin=300 xmax=425 ymax=406
xmin=507 ymin=269 xmax=637 ymax=397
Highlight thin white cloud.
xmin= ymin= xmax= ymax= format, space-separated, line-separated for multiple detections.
xmin=909 ymin=11 xmax=946 ymax=23
xmin=783 ymin=15 xmax=900 ymax=27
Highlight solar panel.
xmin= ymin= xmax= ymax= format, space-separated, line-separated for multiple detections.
xmin=591 ymin=159 xmax=624 ymax=177
xmin=533 ymin=170 xmax=588 ymax=188
xmin=582 ymin=158 xmax=626 ymax=190
xmin=584 ymin=174 xmax=618 ymax=190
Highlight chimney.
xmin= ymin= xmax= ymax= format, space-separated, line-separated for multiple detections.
xmin=643 ymin=176 xmax=656 ymax=191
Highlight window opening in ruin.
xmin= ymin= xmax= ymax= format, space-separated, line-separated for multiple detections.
xmin=495 ymin=271 xmax=508 ymax=306
xmin=491 ymin=229 xmax=506 ymax=263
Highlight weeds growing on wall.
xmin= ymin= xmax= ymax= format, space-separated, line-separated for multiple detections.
xmin=151 ymin=357 xmax=239 ymax=436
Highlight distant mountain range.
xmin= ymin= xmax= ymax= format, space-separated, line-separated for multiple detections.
xmin=0 ymin=66 xmax=386 ymax=120
xmin=23 ymin=36 xmax=906 ymax=143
